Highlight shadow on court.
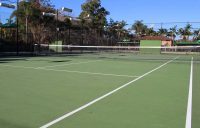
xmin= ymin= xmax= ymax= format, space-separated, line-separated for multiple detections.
xmin=0 ymin=57 xmax=28 ymax=64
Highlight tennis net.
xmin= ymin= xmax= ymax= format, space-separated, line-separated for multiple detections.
xmin=35 ymin=44 xmax=200 ymax=62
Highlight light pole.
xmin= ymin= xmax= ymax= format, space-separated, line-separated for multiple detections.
xmin=0 ymin=2 xmax=15 ymax=9
xmin=16 ymin=0 xmax=19 ymax=55
xmin=21 ymin=1 xmax=28 ymax=44
xmin=104 ymin=25 xmax=109 ymax=45
xmin=69 ymin=17 xmax=72 ymax=45
xmin=0 ymin=0 xmax=18 ymax=55
xmin=56 ymin=9 xmax=58 ymax=52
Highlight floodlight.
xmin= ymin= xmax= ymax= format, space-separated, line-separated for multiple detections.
xmin=0 ymin=3 xmax=15 ymax=9
xmin=61 ymin=7 xmax=72 ymax=12
xmin=42 ymin=12 xmax=55 ymax=17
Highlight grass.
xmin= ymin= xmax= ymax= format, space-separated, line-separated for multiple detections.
xmin=0 ymin=54 xmax=199 ymax=128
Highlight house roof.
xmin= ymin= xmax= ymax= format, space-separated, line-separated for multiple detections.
xmin=140 ymin=36 xmax=172 ymax=41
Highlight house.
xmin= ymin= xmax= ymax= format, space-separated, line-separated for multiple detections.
xmin=140 ymin=36 xmax=173 ymax=47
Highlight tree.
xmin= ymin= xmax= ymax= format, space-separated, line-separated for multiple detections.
xmin=79 ymin=0 xmax=109 ymax=45
xmin=107 ymin=19 xmax=128 ymax=41
xmin=106 ymin=19 xmax=118 ymax=39
xmin=10 ymin=0 xmax=56 ymax=44
xmin=185 ymin=24 xmax=192 ymax=40
xmin=158 ymin=28 xmax=168 ymax=36
xmin=131 ymin=20 xmax=148 ymax=36
xmin=193 ymin=29 xmax=200 ymax=40
xmin=178 ymin=28 xmax=186 ymax=40
xmin=178 ymin=24 xmax=192 ymax=40
xmin=114 ymin=20 xmax=127 ymax=40
xmin=145 ymin=27 xmax=157 ymax=36
xmin=168 ymin=26 xmax=177 ymax=40
xmin=80 ymin=0 xmax=109 ymax=29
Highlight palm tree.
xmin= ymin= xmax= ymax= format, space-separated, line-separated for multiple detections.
xmin=193 ymin=29 xmax=200 ymax=40
xmin=115 ymin=20 xmax=127 ymax=40
xmin=178 ymin=24 xmax=192 ymax=41
xmin=158 ymin=28 xmax=168 ymax=37
xmin=106 ymin=19 xmax=126 ymax=41
xmin=185 ymin=24 xmax=192 ymax=40
xmin=145 ymin=27 xmax=157 ymax=36
xmin=168 ymin=26 xmax=177 ymax=40
xmin=178 ymin=28 xmax=187 ymax=40
xmin=132 ymin=20 xmax=147 ymax=36
xmin=11 ymin=1 xmax=40 ymax=42
xmin=10 ymin=1 xmax=55 ymax=44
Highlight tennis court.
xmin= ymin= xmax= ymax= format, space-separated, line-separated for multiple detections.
xmin=0 ymin=51 xmax=200 ymax=128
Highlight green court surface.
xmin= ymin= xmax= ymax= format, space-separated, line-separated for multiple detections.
xmin=0 ymin=54 xmax=199 ymax=128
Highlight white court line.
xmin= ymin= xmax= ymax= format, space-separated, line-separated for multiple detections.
xmin=41 ymin=68 xmax=139 ymax=78
xmin=37 ymin=60 xmax=102 ymax=68
xmin=0 ymin=65 xmax=35 ymax=69
xmin=40 ymin=56 xmax=179 ymax=128
xmin=185 ymin=57 xmax=193 ymax=128
xmin=0 ymin=64 xmax=138 ymax=78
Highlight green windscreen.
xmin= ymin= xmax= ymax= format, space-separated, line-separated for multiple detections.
xmin=49 ymin=41 xmax=63 ymax=52
xmin=140 ymin=40 xmax=161 ymax=54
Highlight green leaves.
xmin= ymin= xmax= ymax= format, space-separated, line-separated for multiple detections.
xmin=106 ymin=19 xmax=129 ymax=41
xmin=158 ymin=28 xmax=168 ymax=36
xmin=178 ymin=24 xmax=192 ymax=40
xmin=80 ymin=0 xmax=109 ymax=29
xmin=132 ymin=20 xmax=148 ymax=36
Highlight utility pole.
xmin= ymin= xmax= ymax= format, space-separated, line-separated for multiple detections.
xmin=161 ymin=22 xmax=163 ymax=29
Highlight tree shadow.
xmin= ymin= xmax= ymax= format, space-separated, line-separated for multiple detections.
xmin=0 ymin=57 xmax=28 ymax=64
xmin=50 ymin=60 xmax=72 ymax=63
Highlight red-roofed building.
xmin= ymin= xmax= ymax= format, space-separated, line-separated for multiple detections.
xmin=140 ymin=36 xmax=173 ymax=46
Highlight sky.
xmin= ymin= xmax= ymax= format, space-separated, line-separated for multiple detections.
xmin=1 ymin=0 xmax=200 ymax=29
xmin=53 ymin=0 xmax=200 ymax=29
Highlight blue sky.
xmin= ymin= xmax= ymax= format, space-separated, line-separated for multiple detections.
xmin=1 ymin=0 xmax=200 ymax=29
xmin=53 ymin=0 xmax=200 ymax=29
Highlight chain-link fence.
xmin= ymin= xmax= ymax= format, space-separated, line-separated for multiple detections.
xmin=0 ymin=26 xmax=120 ymax=55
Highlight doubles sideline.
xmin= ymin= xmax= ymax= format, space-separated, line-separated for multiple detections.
xmin=40 ymin=56 xmax=179 ymax=128
xmin=185 ymin=57 xmax=193 ymax=128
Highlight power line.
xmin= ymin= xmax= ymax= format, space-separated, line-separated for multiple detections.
xmin=144 ymin=22 xmax=200 ymax=25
